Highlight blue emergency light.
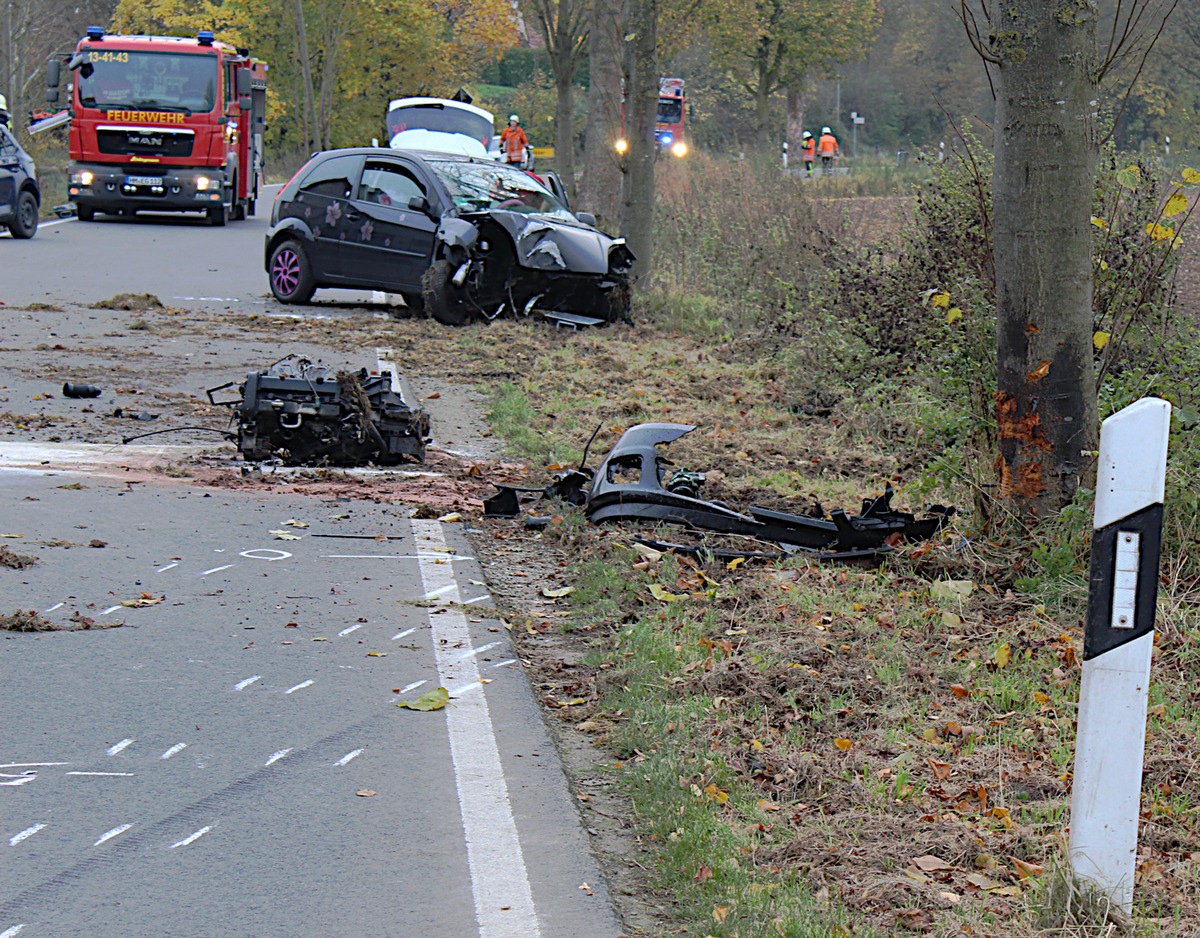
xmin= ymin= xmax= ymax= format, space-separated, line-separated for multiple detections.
xmin=86 ymin=26 xmax=104 ymax=41
xmin=197 ymin=30 xmax=215 ymax=46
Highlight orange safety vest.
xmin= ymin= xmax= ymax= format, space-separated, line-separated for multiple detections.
xmin=817 ymin=133 xmax=838 ymax=157
xmin=801 ymin=138 xmax=816 ymax=161
xmin=500 ymin=125 xmax=528 ymax=162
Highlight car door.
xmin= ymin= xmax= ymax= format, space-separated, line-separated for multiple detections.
xmin=0 ymin=128 xmax=20 ymax=223
xmin=283 ymin=153 xmax=364 ymax=281
xmin=340 ymin=157 xmax=439 ymax=292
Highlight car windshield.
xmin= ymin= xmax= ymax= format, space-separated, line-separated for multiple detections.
xmin=428 ymin=160 xmax=575 ymax=220
xmin=657 ymin=98 xmax=683 ymax=124
xmin=387 ymin=103 xmax=492 ymax=148
xmin=77 ymin=51 xmax=218 ymax=113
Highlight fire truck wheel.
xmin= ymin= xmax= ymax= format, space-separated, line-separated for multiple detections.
xmin=207 ymin=204 xmax=227 ymax=227
xmin=421 ymin=259 xmax=471 ymax=326
xmin=76 ymin=204 xmax=95 ymax=222
xmin=269 ymin=239 xmax=316 ymax=304
xmin=9 ymin=191 xmax=39 ymax=239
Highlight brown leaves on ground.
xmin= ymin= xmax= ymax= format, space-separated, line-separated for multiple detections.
xmin=0 ymin=545 xmax=38 ymax=569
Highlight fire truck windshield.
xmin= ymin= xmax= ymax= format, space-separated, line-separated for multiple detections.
xmin=656 ymin=99 xmax=683 ymax=124
xmin=77 ymin=51 xmax=218 ymax=114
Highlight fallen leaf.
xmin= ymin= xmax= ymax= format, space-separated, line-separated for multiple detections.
xmin=120 ymin=595 xmax=164 ymax=608
xmin=395 ymin=686 xmax=450 ymax=711
xmin=995 ymin=643 xmax=1011 ymax=668
xmin=633 ymin=543 xmax=664 ymax=562
xmin=355 ymin=789 xmax=376 ymax=797
xmin=1033 ymin=691 xmax=1051 ymax=705
xmin=834 ymin=737 xmax=853 ymax=751
xmin=694 ymin=864 xmax=713 ymax=884
xmin=426 ymin=391 xmax=441 ymax=399
xmin=282 ymin=519 xmax=309 ymax=528
xmin=904 ymin=866 xmax=932 ymax=883
xmin=895 ymin=907 xmax=934 ymax=932
xmin=0 ymin=533 xmax=24 ymax=538
xmin=927 ymin=758 xmax=952 ymax=781
xmin=270 ymin=530 xmax=302 ymax=540
xmin=966 ymin=872 xmax=1000 ymax=890
xmin=437 ymin=512 xmax=462 ymax=523
xmin=930 ymin=579 xmax=974 ymax=602
xmin=712 ymin=905 xmax=730 ymax=924
xmin=912 ymin=855 xmax=954 ymax=872
xmin=726 ymin=556 xmax=745 ymax=571
xmin=1026 ymin=360 xmax=1051 ymax=382
xmin=950 ymin=683 xmax=970 ymax=698
xmin=648 ymin=583 xmax=686 ymax=603
xmin=56 ymin=482 xmax=86 ymax=490
xmin=1009 ymin=856 xmax=1044 ymax=879
xmin=366 ymin=651 xmax=387 ymax=657
xmin=542 ymin=586 xmax=575 ymax=598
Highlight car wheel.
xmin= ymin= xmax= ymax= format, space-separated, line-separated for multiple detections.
xmin=76 ymin=204 xmax=95 ymax=222
xmin=269 ymin=239 xmax=316 ymax=304
xmin=421 ymin=259 xmax=471 ymax=326
xmin=9 ymin=190 xmax=38 ymax=239
xmin=207 ymin=204 xmax=226 ymax=227
xmin=400 ymin=292 xmax=425 ymax=317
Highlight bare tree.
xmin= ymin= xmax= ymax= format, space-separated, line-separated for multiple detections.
xmin=580 ymin=0 xmax=622 ymax=225
xmin=528 ymin=0 xmax=589 ymax=201
xmin=619 ymin=0 xmax=657 ymax=282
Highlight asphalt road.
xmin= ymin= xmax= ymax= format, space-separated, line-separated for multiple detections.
xmin=1 ymin=199 xmax=622 ymax=937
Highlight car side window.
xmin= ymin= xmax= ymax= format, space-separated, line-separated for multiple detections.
xmin=297 ymin=154 xmax=360 ymax=199
xmin=0 ymin=128 xmax=17 ymax=163
xmin=357 ymin=161 xmax=426 ymax=208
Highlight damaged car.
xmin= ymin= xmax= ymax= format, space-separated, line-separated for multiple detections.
xmin=265 ymin=147 xmax=634 ymax=326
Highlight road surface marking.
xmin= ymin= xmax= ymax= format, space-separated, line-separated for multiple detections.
xmin=284 ymin=680 xmax=313 ymax=695
xmin=200 ymin=564 xmax=235 ymax=576
xmin=455 ymin=642 xmax=500 ymax=661
xmin=490 ymin=659 xmax=518 ymax=669
xmin=400 ymin=680 xmax=427 ymax=693
xmin=321 ymin=554 xmax=475 ymax=561
xmin=41 ymin=602 xmax=64 ymax=613
xmin=423 ymin=584 xmax=456 ymax=600
xmin=8 ymin=824 xmax=46 ymax=846
xmin=93 ymin=823 xmax=132 ymax=846
xmin=67 ymin=772 xmax=135 ymax=777
xmin=392 ymin=627 xmax=417 ymax=640
xmin=156 ymin=561 xmax=179 ymax=572
xmin=1 ymin=925 xmax=26 ymax=937
xmin=170 ymin=826 xmax=211 ymax=848
xmin=234 ymin=675 xmax=262 ymax=691
xmin=334 ymin=749 xmax=364 ymax=767
xmin=0 ymin=775 xmax=36 ymax=787
xmin=160 ymin=743 xmax=188 ymax=760
xmin=413 ymin=518 xmax=541 ymax=937
xmin=265 ymin=748 xmax=292 ymax=767
xmin=463 ymin=594 xmax=492 ymax=605
xmin=337 ymin=624 xmax=363 ymax=637
xmin=107 ymin=738 xmax=134 ymax=755
xmin=448 ymin=681 xmax=483 ymax=697
xmin=100 ymin=605 xmax=122 ymax=615
xmin=240 ymin=549 xmax=292 ymax=561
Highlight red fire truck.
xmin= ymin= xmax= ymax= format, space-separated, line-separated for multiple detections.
xmin=46 ymin=27 xmax=266 ymax=225
xmin=615 ymin=77 xmax=689 ymax=159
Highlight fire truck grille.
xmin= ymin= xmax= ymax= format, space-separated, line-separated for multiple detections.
xmin=97 ymin=128 xmax=194 ymax=158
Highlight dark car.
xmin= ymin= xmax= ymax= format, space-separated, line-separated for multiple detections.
xmin=264 ymin=147 xmax=633 ymax=325
xmin=0 ymin=124 xmax=40 ymax=239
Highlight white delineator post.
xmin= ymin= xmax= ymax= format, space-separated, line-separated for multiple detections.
xmin=1070 ymin=397 xmax=1171 ymax=914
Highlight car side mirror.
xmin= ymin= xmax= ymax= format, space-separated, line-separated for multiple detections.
xmin=575 ymin=211 xmax=596 ymax=226
xmin=407 ymin=196 xmax=433 ymax=216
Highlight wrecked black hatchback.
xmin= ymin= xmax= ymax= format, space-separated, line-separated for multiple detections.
xmin=265 ymin=147 xmax=634 ymax=326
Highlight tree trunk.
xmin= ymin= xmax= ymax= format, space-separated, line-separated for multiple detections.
xmin=785 ymin=83 xmax=808 ymax=165
xmin=992 ymin=0 xmax=1099 ymax=517
xmin=554 ymin=60 xmax=575 ymax=202
xmin=293 ymin=0 xmax=316 ymax=152
xmin=620 ymin=0 xmax=657 ymax=283
xmin=581 ymin=0 xmax=623 ymax=226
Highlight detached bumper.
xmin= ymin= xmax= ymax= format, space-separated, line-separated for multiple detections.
xmin=68 ymin=163 xmax=226 ymax=212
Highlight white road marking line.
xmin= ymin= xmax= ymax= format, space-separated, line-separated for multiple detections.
xmin=169 ymin=826 xmax=211 ymax=849
xmin=100 ymin=605 xmax=122 ymax=615
xmin=455 ymin=641 xmax=500 ymax=661
xmin=334 ymin=749 xmax=364 ymax=766
xmin=0 ymin=763 xmax=68 ymax=769
xmin=423 ymin=584 xmax=456 ymax=600
xmin=412 ymin=518 xmax=541 ymax=937
xmin=239 ymin=549 xmax=292 ymax=561
xmin=199 ymin=564 xmax=234 ymax=576
xmin=448 ymin=681 xmax=483 ymax=697
xmin=0 ymin=777 xmax=35 ymax=787
xmin=320 ymin=554 xmax=475 ymax=561
xmin=400 ymin=680 xmax=427 ymax=693
xmin=490 ymin=659 xmax=518 ymax=669
xmin=160 ymin=743 xmax=187 ymax=760
xmin=9 ymin=824 xmax=46 ymax=846
xmin=391 ymin=627 xmax=417 ymax=641
xmin=156 ymin=562 xmax=179 ymax=573
xmin=234 ymin=675 xmax=262 ymax=691
xmin=41 ymin=602 xmax=64 ymax=613
xmin=1 ymin=924 xmax=27 ymax=937
xmin=66 ymin=772 xmax=135 ymax=777
xmin=93 ymin=823 xmax=132 ymax=846
xmin=337 ymin=623 xmax=362 ymax=637
xmin=463 ymin=594 xmax=492 ymax=605
xmin=265 ymin=748 xmax=292 ymax=767
xmin=107 ymin=738 xmax=134 ymax=756
xmin=284 ymin=679 xmax=313 ymax=695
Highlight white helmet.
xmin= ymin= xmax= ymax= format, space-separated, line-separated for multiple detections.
xmin=802 ymin=131 xmax=812 ymax=139
xmin=822 ymin=126 xmax=831 ymax=133
xmin=509 ymin=114 xmax=519 ymax=122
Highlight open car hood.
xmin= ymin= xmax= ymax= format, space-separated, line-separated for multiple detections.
xmin=390 ymin=129 xmax=488 ymax=159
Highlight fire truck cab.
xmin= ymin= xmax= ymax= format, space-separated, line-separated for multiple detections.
xmin=47 ymin=27 xmax=266 ymax=225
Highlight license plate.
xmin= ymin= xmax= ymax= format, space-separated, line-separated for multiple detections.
xmin=125 ymin=175 xmax=161 ymax=186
